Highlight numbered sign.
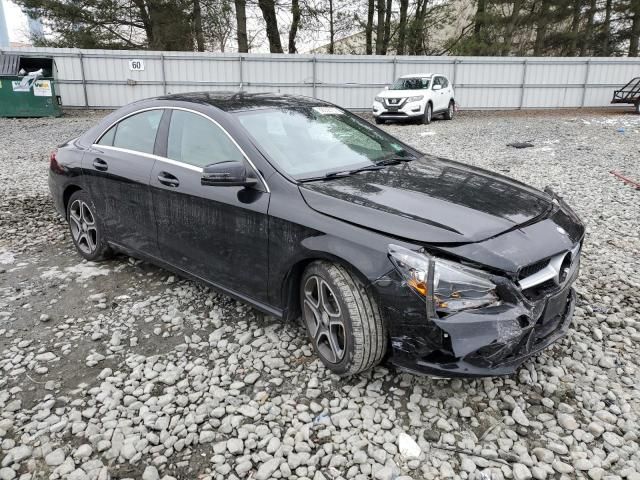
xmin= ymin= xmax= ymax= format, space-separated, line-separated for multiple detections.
xmin=128 ymin=59 xmax=145 ymax=71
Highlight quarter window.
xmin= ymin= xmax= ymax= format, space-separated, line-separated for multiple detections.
xmin=167 ymin=110 xmax=244 ymax=168
xmin=98 ymin=110 xmax=163 ymax=154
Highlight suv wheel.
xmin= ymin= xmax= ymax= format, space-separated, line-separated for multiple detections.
xmin=635 ymin=101 xmax=640 ymax=115
xmin=375 ymin=117 xmax=385 ymax=125
xmin=444 ymin=101 xmax=455 ymax=120
xmin=422 ymin=103 xmax=433 ymax=125
xmin=300 ymin=261 xmax=387 ymax=376
xmin=67 ymin=190 xmax=112 ymax=261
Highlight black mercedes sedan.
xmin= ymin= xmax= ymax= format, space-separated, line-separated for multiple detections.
xmin=49 ymin=92 xmax=584 ymax=377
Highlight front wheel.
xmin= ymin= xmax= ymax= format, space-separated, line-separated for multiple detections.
xmin=67 ymin=190 xmax=112 ymax=261
xmin=444 ymin=101 xmax=455 ymax=120
xmin=422 ymin=103 xmax=433 ymax=125
xmin=635 ymin=101 xmax=640 ymax=114
xmin=300 ymin=261 xmax=387 ymax=376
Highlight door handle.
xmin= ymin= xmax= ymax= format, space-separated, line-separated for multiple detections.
xmin=157 ymin=171 xmax=180 ymax=187
xmin=93 ymin=158 xmax=108 ymax=171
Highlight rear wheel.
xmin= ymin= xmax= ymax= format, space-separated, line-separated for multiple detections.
xmin=444 ymin=100 xmax=455 ymax=120
xmin=422 ymin=103 xmax=433 ymax=125
xmin=67 ymin=190 xmax=112 ymax=261
xmin=635 ymin=101 xmax=640 ymax=114
xmin=300 ymin=261 xmax=387 ymax=376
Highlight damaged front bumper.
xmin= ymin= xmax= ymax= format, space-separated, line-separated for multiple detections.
xmin=376 ymin=264 xmax=579 ymax=378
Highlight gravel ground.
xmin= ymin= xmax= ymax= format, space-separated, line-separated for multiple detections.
xmin=0 ymin=109 xmax=639 ymax=480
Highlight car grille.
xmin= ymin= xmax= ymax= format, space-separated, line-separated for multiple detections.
xmin=518 ymin=243 xmax=581 ymax=298
xmin=518 ymin=258 xmax=549 ymax=280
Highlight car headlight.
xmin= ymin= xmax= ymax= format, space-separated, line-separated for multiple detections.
xmin=374 ymin=96 xmax=383 ymax=103
xmin=388 ymin=244 xmax=499 ymax=317
xmin=406 ymin=95 xmax=424 ymax=103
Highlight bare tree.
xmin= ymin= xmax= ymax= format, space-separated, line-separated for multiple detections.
xmin=258 ymin=0 xmax=283 ymax=53
xmin=365 ymin=0 xmax=375 ymax=54
xmin=235 ymin=0 xmax=249 ymax=52
xmin=397 ymin=0 xmax=408 ymax=54
xmin=375 ymin=0 xmax=385 ymax=53
xmin=288 ymin=0 xmax=301 ymax=53
xmin=381 ymin=0 xmax=392 ymax=54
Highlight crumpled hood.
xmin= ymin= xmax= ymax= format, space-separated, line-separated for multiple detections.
xmin=299 ymin=156 xmax=553 ymax=244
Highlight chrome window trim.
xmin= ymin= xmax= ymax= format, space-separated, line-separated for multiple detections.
xmin=90 ymin=145 xmax=203 ymax=173
xmin=93 ymin=105 xmax=270 ymax=193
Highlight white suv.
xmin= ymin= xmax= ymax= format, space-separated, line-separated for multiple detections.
xmin=372 ymin=73 xmax=455 ymax=125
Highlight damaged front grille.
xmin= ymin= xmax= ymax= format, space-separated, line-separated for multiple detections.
xmin=518 ymin=258 xmax=549 ymax=280
xmin=518 ymin=243 xmax=581 ymax=296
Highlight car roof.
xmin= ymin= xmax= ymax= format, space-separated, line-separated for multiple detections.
xmin=399 ymin=73 xmax=438 ymax=78
xmin=153 ymin=91 xmax=329 ymax=112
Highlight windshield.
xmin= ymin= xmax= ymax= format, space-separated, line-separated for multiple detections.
xmin=235 ymin=106 xmax=413 ymax=180
xmin=390 ymin=77 xmax=430 ymax=90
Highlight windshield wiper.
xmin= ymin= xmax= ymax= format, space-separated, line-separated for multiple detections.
xmin=298 ymin=154 xmax=416 ymax=182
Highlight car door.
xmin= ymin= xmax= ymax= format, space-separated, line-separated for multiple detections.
xmin=84 ymin=109 xmax=164 ymax=256
xmin=432 ymin=76 xmax=447 ymax=111
xmin=150 ymin=108 xmax=270 ymax=304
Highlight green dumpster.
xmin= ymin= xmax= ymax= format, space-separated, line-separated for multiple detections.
xmin=0 ymin=54 xmax=62 ymax=117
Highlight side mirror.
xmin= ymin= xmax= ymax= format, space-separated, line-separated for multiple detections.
xmin=433 ymin=84 xmax=442 ymax=91
xmin=201 ymin=161 xmax=257 ymax=187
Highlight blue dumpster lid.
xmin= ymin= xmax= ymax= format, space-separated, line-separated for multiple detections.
xmin=0 ymin=54 xmax=21 ymax=76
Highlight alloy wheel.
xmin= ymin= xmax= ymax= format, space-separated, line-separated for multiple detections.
xmin=303 ymin=275 xmax=346 ymax=364
xmin=69 ymin=199 xmax=98 ymax=255
xmin=448 ymin=103 xmax=454 ymax=118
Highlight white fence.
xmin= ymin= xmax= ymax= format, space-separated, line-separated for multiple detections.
xmin=2 ymin=47 xmax=640 ymax=110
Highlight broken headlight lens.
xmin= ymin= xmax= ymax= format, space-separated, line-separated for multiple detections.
xmin=388 ymin=244 xmax=499 ymax=316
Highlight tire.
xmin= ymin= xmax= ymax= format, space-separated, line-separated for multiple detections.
xmin=422 ymin=103 xmax=433 ymax=125
xmin=66 ymin=190 xmax=112 ymax=261
xmin=444 ymin=100 xmax=455 ymax=120
xmin=300 ymin=261 xmax=387 ymax=376
xmin=635 ymin=101 xmax=640 ymax=115
xmin=375 ymin=117 xmax=384 ymax=125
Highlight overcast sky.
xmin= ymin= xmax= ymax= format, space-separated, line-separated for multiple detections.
xmin=3 ymin=0 xmax=29 ymax=43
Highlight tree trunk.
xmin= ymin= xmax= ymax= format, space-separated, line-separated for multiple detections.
xmin=502 ymin=0 xmax=521 ymax=56
xmin=630 ymin=0 xmax=640 ymax=56
xmin=193 ymin=0 xmax=205 ymax=52
xmin=375 ymin=0 xmax=385 ymax=54
xmin=288 ymin=0 xmax=300 ymax=53
xmin=566 ymin=0 xmax=582 ymax=56
xmin=580 ymin=0 xmax=596 ymax=56
xmin=473 ymin=0 xmax=486 ymax=53
xmin=533 ymin=0 xmax=550 ymax=55
xmin=366 ymin=0 xmax=375 ymax=55
xmin=381 ymin=0 xmax=392 ymax=54
xmin=397 ymin=0 xmax=408 ymax=55
xmin=600 ymin=0 xmax=612 ymax=55
xmin=132 ymin=0 xmax=154 ymax=46
xmin=328 ymin=0 xmax=335 ymax=53
xmin=258 ymin=0 xmax=283 ymax=53
xmin=235 ymin=0 xmax=249 ymax=52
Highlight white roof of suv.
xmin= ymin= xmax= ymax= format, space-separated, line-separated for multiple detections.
xmin=399 ymin=73 xmax=437 ymax=78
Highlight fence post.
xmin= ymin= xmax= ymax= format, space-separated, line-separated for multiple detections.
xmin=519 ymin=59 xmax=528 ymax=110
xmin=581 ymin=59 xmax=591 ymax=108
xmin=392 ymin=56 xmax=397 ymax=83
xmin=78 ymin=52 xmax=89 ymax=108
xmin=239 ymin=55 xmax=244 ymax=91
xmin=312 ymin=55 xmax=317 ymax=98
xmin=160 ymin=53 xmax=167 ymax=95
xmin=452 ymin=58 xmax=458 ymax=88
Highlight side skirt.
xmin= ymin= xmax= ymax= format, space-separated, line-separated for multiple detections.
xmin=107 ymin=241 xmax=284 ymax=319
